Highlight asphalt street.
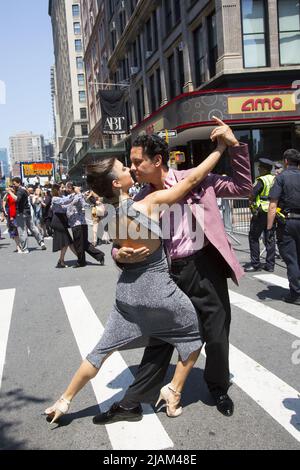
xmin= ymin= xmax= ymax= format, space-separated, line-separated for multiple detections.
xmin=0 ymin=219 xmax=299 ymax=451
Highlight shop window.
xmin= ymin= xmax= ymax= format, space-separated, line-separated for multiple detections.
xmin=278 ymin=0 xmax=300 ymax=65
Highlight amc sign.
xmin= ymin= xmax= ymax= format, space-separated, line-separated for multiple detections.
xmin=228 ymin=94 xmax=296 ymax=115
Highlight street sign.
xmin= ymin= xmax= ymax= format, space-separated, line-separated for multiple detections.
xmin=157 ymin=129 xmax=177 ymax=139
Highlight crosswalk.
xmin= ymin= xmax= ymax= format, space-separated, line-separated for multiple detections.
xmin=0 ymin=273 xmax=299 ymax=449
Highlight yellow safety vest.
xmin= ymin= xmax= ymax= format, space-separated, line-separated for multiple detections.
xmin=254 ymin=174 xmax=275 ymax=212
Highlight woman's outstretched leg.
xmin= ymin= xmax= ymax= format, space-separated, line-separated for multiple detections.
xmin=156 ymin=348 xmax=202 ymax=417
xmin=45 ymin=355 xmax=112 ymax=423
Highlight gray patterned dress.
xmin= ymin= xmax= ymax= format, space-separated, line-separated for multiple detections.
xmin=86 ymin=199 xmax=203 ymax=368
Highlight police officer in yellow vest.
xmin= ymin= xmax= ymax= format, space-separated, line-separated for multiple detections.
xmin=245 ymin=158 xmax=276 ymax=272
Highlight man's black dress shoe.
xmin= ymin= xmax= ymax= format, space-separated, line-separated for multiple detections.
xmin=244 ymin=265 xmax=261 ymax=272
xmin=262 ymin=264 xmax=274 ymax=272
xmin=73 ymin=262 xmax=87 ymax=268
xmin=215 ymin=394 xmax=234 ymax=417
xmin=93 ymin=402 xmax=143 ymax=425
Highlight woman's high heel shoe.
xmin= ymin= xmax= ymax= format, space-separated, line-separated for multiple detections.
xmin=44 ymin=396 xmax=71 ymax=424
xmin=155 ymin=383 xmax=182 ymax=417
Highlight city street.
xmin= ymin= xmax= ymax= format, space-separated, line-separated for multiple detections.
xmin=0 ymin=220 xmax=299 ymax=451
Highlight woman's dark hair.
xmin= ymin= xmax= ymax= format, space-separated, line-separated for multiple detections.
xmin=86 ymin=157 xmax=117 ymax=199
xmin=51 ymin=183 xmax=60 ymax=197
xmin=132 ymin=134 xmax=169 ymax=166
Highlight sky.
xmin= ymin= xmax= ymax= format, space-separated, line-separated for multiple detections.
xmin=0 ymin=0 xmax=54 ymax=152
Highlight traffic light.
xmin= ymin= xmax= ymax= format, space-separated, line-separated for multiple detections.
xmin=170 ymin=151 xmax=185 ymax=164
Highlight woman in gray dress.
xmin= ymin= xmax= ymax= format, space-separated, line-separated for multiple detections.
xmin=45 ymin=136 xmax=227 ymax=424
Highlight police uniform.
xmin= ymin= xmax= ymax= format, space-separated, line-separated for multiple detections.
xmin=247 ymin=158 xmax=276 ymax=271
xmin=269 ymin=160 xmax=300 ymax=303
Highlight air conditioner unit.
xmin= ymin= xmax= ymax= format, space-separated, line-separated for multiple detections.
xmin=130 ymin=66 xmax=139 ymax=75
xmin=145 ymin=51 xmax=152 ymax=59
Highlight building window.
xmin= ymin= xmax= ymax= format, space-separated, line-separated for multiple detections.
xmin=168 ymin=53 xmax=176 ymax=99
xmin=174 ymin=0 xmax=181 ymax=23
xmin=146 ymin=18 xmax=152 ymax=53
xmin=80 ymin=108 xmax=87 ymax=119
xmin=194 ymin=25 xmax=205 ymax=87
xmin=165 ymin=0 xmax=172 ymax=33
xmin=73 ymin=22 xmax=81 ymax=35
xmin=111 ymin=30 xmax=117 ymax=51
xmin=241 ymin=0 xmax=268 ymax=68
xmin=278 ymin=0 xmax=300 ymax=65
xmin=149 ymin=74 xmax=156 ymax=113
xmin=136 ymin=89 xmax=142 ymax=122
xmin=207 ymin=11 xmax=218 ymax=77
xmin=177 ymin=48 xmax=185 ymax=93
xmin=76 ymin=57 xmax=84 ymax=70
xmin=153 ymin=12 xmax=158 ymax=51
xmin=81 ymin=124 xmax=88 ymax=136
xmin=78 ymin=74 xmax=85 ymax=86
xmin=75 ymin=39 xmax=82 ymax=52
xmin=79 ymin=91 xmax=86 ymax=102
xmin=72 ymin=4 xmax=80 ymax=17
xmin=119 ymin=9 xmax=126 ymax=34
xmin=156 ymin=68 xmax=162 ymax=106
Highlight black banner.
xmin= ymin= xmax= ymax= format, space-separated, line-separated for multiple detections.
xmin=99 ymin=89 xmax=127 ymax=135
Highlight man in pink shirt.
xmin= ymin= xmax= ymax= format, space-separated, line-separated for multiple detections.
xmin=93 ymin=119 xmax=252 ymax=424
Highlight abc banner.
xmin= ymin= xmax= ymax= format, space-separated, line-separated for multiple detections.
xmin=99 ymin=89 xmax=127 ymax=135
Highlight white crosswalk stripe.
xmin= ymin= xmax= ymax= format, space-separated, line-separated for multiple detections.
xmin=202 ymin=344 xmax=300 ymax=442
xmin=0 ymin=289 xmax=15 ymax=388
xmin=1 ymin=282 xmax=299 ymax=448
xmin=254 ymin=273 xmax=289 ymax=289
xmin=229 ymin=290 xmax=300 ymax=338
xmin=59 ymin=286 xmax=173 ymax=451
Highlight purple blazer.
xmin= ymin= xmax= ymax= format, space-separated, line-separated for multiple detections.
xmin=137 ymin=143 xmax=252 ymax=285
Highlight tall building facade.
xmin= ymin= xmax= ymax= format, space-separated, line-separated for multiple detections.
xmin=49 ymin=0 xmax=89 ymax=177
xmin=50 ymin=65 xmax=61 ymax=161
xmin=0 ymin=148 xmax=9 ymax=179
xmin=9 ymin=133 xmax=45 ymax=167
xmin=78 ymin=0 xmax=300 ymax=177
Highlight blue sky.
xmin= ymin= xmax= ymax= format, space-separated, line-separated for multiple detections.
xmin=0 ymin=0 xmax=54 ymax=152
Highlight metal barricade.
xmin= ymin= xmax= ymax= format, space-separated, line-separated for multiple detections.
xmin=220 ymin=198 xmax=251 ymax=244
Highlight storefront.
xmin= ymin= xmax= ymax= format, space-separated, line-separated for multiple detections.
xmin=131 ymin=85 xmax=300 ymax=179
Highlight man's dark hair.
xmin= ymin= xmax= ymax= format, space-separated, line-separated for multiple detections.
xmin=132 ymin=134 xmax=169 ymax=166
xmin=283 ymin=148 xmax=300 ymax=164
xmin=12 ymin=177 xmax=22 ymax=184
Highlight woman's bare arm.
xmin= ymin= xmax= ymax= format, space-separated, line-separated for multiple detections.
xmin=140 ymin=143 xmax=226 ymax=211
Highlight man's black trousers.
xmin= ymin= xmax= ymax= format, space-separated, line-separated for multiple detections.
xmin=249 ymin=211 xmax=276 ymax=269
xmin=72 ymin=224 xmax=104 ymax=265
xmin=120 ymin=243 xmax=231 ymax=406
xmin=277 ymin=219 xmax=300 ymax=297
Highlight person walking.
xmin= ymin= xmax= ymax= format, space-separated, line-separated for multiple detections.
xmin=7 ymin=178 xmax=46 ymax=253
